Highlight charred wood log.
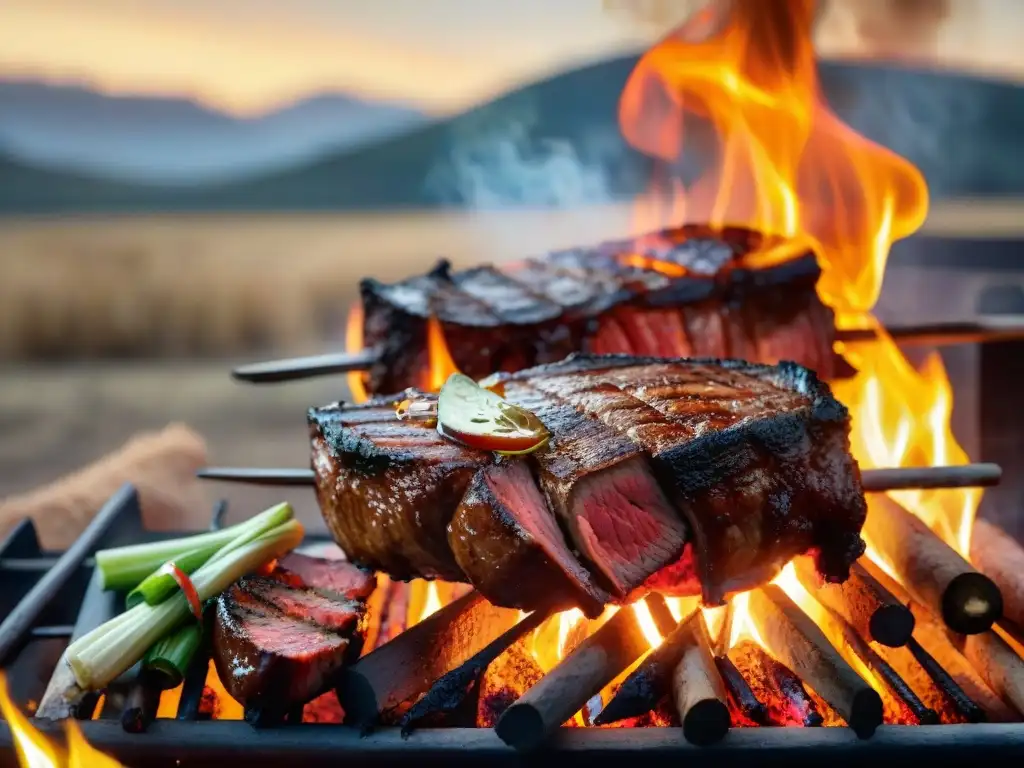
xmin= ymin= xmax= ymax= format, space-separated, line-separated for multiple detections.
xmin=593 ymin=606 xmax=700 ymax=725
xmin=863 ymin=497 xmax=1003 ymax=634
xmin=714 ymin=654 xmax=767 ymax=726
xmin=971 ymin=519 xmax=1024 ymax=636
xmin=670 ymin=613 xmax=731 ymax=745
xmin=399 ymin=609 xmax=551 ymax=735
xmin=749 ymin=585 xmax=883 ymax=738
xmin=495 ymin=601 xmax=654 ymax=751
xmin=796 ymin=556 xmax=914 ymax=647
xmin=874 ymin=639 xmax=985 ymax=724
xmin=727 ymin=641 xmax=822 ymax=726
xmin=336 ymin=590 xmax=519 ymax=729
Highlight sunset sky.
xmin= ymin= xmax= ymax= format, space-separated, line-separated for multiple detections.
xmin=4 ymin=0 xmax=1024 ymax=116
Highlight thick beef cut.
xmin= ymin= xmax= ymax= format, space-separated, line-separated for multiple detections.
xmin=503 ymin=354 xmax=867 ymax=604
xmin=448 ymin=461 xmax=610 ymax=617
xmin=357 ymin=224 xmax=836 ymax=395
xmin=310 ymin=393 xmax=490 ymax=581
xmin=310 ymin=354 xmax=867 ymax=613
xmin=213 ymin=557 xmax=373 ymax=714
xmin=273 ymin=552 xmax=376 ymax=601
xmin=503 ymin=383 xmax=688 ymax=599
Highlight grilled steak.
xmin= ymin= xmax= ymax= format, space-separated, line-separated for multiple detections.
xmin=358 ymin=225 xmax=836 ymax=395
xmin=449 ymin=461 xmax=610 ymax=616
xmin=504 ymin=383 xmax=688 ymax=598
xmin=213 ymin=555 xmax=373 ymax=715
xmin=310 ymin=354 xmax=866 ymax=612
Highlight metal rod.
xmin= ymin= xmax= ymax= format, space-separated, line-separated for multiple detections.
xmin=197 ymin=463 xmax=1003 ymax=492
xmin=0 ymin=483 xmax=136 ymax=667
xmin=231 ymin=349 xmax=379 ymax=383
xmin=28 ymin=625 xmax=75 ymax=640
xmin=6 ymin=720 xmax=1024 ymax=768
xmin=228 ymin=322 xmax=1024 ymax=386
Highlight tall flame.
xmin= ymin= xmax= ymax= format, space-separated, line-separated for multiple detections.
xmin=0 ymin=672 xmax=124 ymax=768
xmin=345 ymin=303 xmax=369 ymax=403
xmin=621 ymin=0 xmax=978 ymax=553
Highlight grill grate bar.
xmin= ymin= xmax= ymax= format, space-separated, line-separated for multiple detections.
xmin=0 ymin=484 xmax=136 ymax=668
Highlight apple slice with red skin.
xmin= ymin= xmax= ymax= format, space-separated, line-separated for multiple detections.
xmin=437 ymin=373 xmax=549 ymax=455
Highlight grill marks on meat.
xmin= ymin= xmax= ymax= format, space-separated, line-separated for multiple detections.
xmin=359 ymin=225 xmax=835 ymax=394
xmin=310 ymin=394 xmax=489 ymax=581
xmin=503 ymin=382 xmax=687 ymax=599
xmin=310 ymin=354 xmax=867 ymax=614
xmin=213 ymin=555 xmax=373 ymax=715
xmin=504 ymin=355 xmax=867 ymax=605
xmin=448 ymin=462 xmax=610 ymax=616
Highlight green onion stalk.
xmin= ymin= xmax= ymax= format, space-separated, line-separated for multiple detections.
xmin=125 ymin=503 xmax=292 ymax=608
xmin=67 ymin=516 xmax=304 ymax=691
xmin=95 ymin=502 xmax=292 ymax=593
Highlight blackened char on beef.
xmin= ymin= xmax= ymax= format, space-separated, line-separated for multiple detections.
xmin=498 ymin=354 xmax=867 ymax=604
xmin=212 ymin=554 xmax=373 ymax=715
xmin=309 ymin=393 xmax=490 ymax=581
xmin=358 ymin=225 xmax=835 ymax=395
xmin=310 ymin=354 xmax=866 ymax=613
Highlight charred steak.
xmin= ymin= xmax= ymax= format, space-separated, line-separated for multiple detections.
xmin=310 ymin=354 xmax=867 ymax=613
xmin=358 ymin=225 xmax=836 ymax=395
xmin=213 ymin=553 xmax=375 ymax=715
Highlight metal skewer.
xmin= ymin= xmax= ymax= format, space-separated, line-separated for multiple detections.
xmin=231 ymin=322 xmax=1024 ymax=384
xmin=197 ymin=462 xmax=1001 ymax=492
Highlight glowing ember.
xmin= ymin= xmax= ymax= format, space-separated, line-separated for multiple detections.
xmin=0 ymin=672 xmax=124 ymax=767
xmin=620 ymin=0 xmax=978 ymax=559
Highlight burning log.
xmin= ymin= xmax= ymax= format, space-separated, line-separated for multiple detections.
xmin=748 ymin=585 xmax=883 ymax=737
xmin=714 ymin=654 xmax=767 ymax=726
xmin=196 ymin=463 xmax=1003 ymax=492
xmin=906 ymin=597 xmax=1020 ymax=722
xmin=336 ymin=590 xmax=519 ymax=728
xmin=476 ymin=637 xmax=546 ymax=728
xmin=670 ymin=613 xmax=731 ymax=745
xmin=874 ymin=639 xmax=986 ymax=724
xmin=119 ymin=670 xmax=163 ymax=733
xmin=970 ymin=519 xmax=1024 ymax=635
xmin=950 ymin=630 xmax=1024 ymax=717
xmin=810 ymin=604 xmax=938 ymax=725
xmin=727 ymin=641 xmax=822 ymax=727
xmin=593 ymin=606 xmax=701 ymax=725
xmin=398 ymin=609 xmax=551 ymax=734
xmin=863 ymin=497 xmax=1003 ymax=635
xmin=495 ymin=602 xmax=654 ymax=751
xmin=795 ymin=556 xmax=914 ymax=647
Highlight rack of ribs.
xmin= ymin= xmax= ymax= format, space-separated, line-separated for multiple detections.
xmin=309 ymin=354 xmax=866 ymax=614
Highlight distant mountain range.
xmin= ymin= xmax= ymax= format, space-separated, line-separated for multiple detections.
xmin=0 ymin=80 xmax=426 ymax=183
xmin=3 ymin=56 xmax=1024 ymax=214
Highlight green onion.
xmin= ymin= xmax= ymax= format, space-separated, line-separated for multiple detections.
xmin=142 ymin=623 xmax=203 ymax=690
xmin=96 ymin=503 xmax=292 ymax=592
xmin=125 ymin=503 xmax=292 ymax=608
xmin=66 ymin=517 xmax=304 ymax=691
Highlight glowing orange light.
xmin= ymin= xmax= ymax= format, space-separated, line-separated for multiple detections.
xmin=621 ymin=0 xmax=978 ymax=557
xmin=0 ymin=671 xmax=125 ymax=768
xmin=419 ymin=582 xmax=444 ymax=622
xmin=426 ymin=315 xmax=460 ymax=392
xmin=345 ymin=303 xmax=369 ymax=403
xmin=632 ymin=600 xmax=664 ymax=649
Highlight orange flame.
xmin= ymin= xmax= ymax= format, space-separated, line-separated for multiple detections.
xmin=426 ymin=316 xmax=460 ymax=392
xmin=0 ymin=672 xmax=124 ymax=767
xmin=345 ymin=303 xmax=369 ymax=403
xmin=621 ymin=0 xmax=979 ymax=554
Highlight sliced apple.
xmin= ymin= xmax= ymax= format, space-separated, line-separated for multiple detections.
xmin=436 ymin=373 xmax=549 ymax=454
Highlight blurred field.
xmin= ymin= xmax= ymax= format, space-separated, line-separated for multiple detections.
xmin=0 ymin=207 xmax=638 ymax=361
xmin=1 ymin=200 xmax=1021 ymax=361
